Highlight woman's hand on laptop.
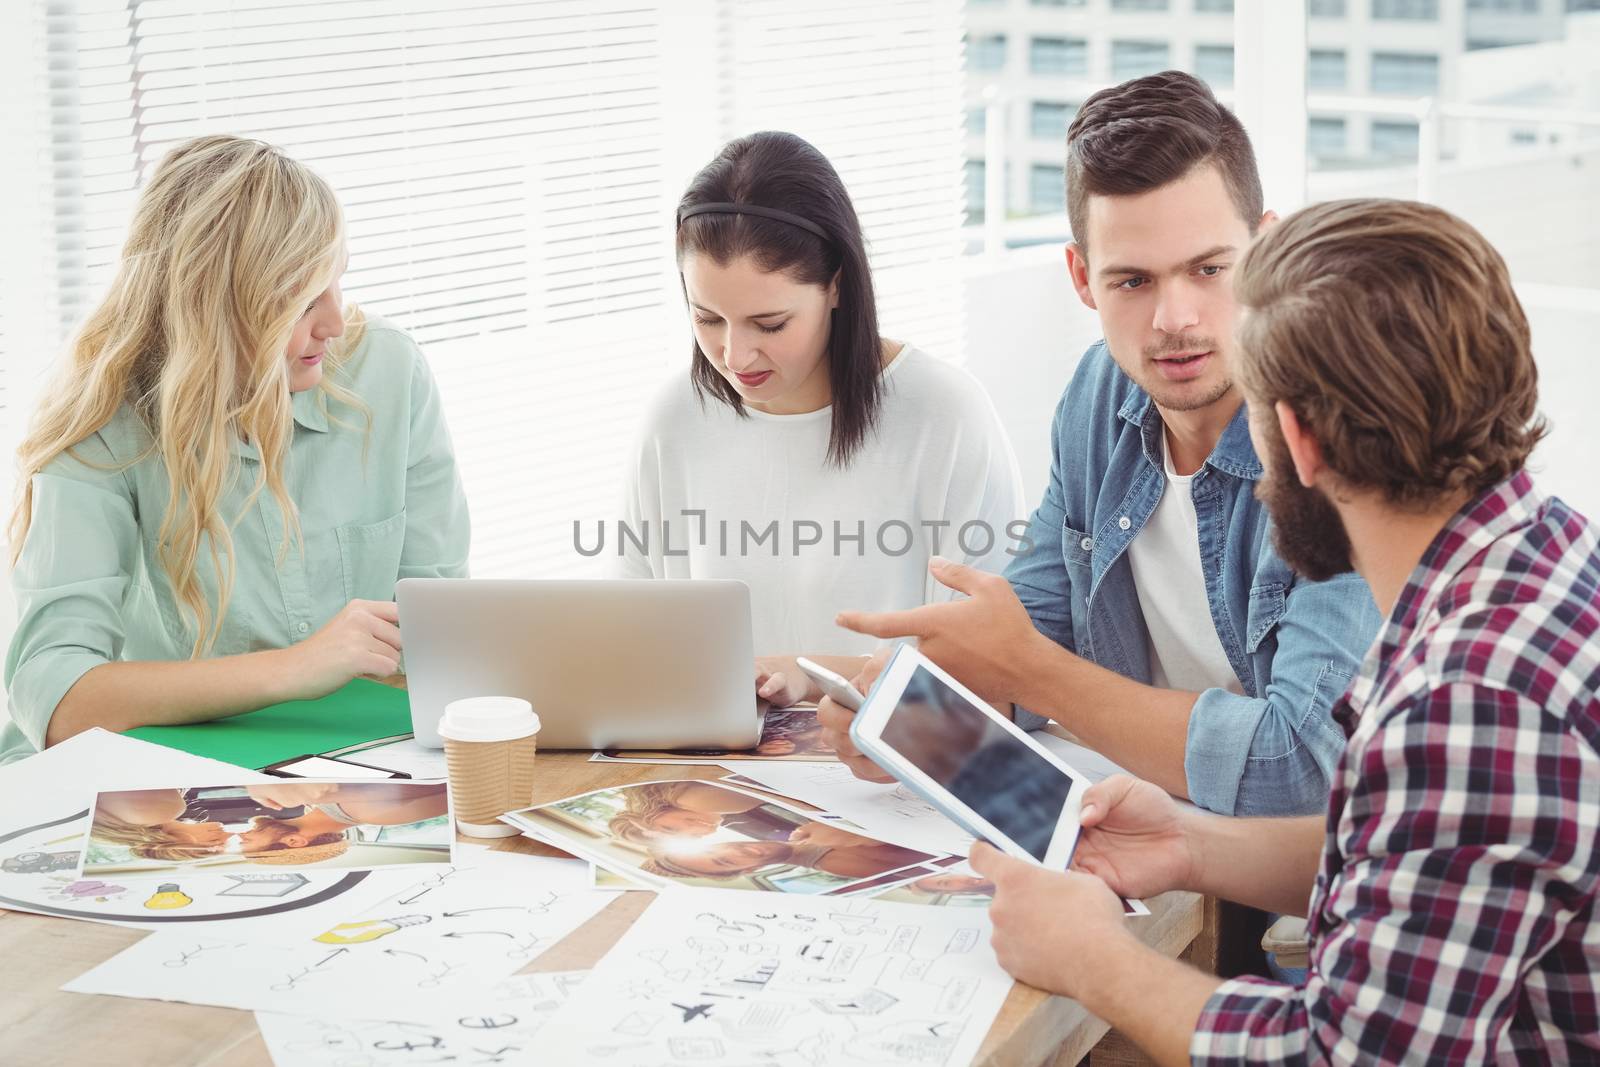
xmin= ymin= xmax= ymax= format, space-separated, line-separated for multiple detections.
xmin=816 ymin=650 xmax=896 ymax=783
xmin=755 ymin=658 xmax=810 ymax=708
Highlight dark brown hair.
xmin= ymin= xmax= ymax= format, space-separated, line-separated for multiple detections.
xmin=1235 ymin=198 xmax=1545 ymax=508
xmin=676 ymin=131 xmax=882 ymax=468
xmin=1066 ymin=71 xmax=1262 ymax=251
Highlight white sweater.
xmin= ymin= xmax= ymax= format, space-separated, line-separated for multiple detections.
xmin=618 ymin=344 xmax=1026 ymax=657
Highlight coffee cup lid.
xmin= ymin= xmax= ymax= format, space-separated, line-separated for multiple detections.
xmin=437 ymin=696 xmax=541 ymax=743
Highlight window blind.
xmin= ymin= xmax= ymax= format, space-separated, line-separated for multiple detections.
xmin=13 ymin=0 xmax=968 ymax=583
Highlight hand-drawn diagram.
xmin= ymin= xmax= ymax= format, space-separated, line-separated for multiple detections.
xmin=541 ymin=889 xmax=1012 ymax=1067
xmin=63 ymin=853 xmax=612 ymax=1023
xmin=0 ymin=809 xmax=377 ymax=931
xmin=253 ymin=971 xmax=585 ymax=1067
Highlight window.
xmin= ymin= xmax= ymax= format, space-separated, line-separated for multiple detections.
xmin=966 ymin=160 xmax=987 ymax=222
xmin=969 ymin=34 xmax=1008 ymax=73
xmin=1112 ymin=41 xmax=1170 ymax=80
xmin=968 ymin=107 xmax=987 ymax=136
xmin=16 ymin=1 xmax=969 ymax=580
xmin=1308 ymin=49 xmax=1347 ymax=90
xmin=1031 ymin=0 xmax=1087 ymax=6
xmin=1030 ymin=164 xmax=1066 ymax=215
xmin=1030 ymin=101 xmax=1076 ymax=141
xmin=1308 ymin=0 xmax=1347 ymax=16
xmin=1308 ymin=117 xmax=1348 ymax=159
xmin=1372 ymin=0 xmax=1439 ymax=16
xmin=1371 ymin=52 xmax=1440 ymax=94
xmin=1371 ymin=120 xmax=1421 ymax=159
xmin=1193 ymin=45 xmax=1234 ymax=88
xmin=1110 ymin=0 xmax=1168 ymax=9
xmin=1030 ymin=37 xmax=1089 ymax=77
xmin=1194 ymin=0 xmax=1235 ymax=11
xmin=1510 ymin=128 xmax=1539 ymax=145
xmin=1467 ymin=0 xmax=1540 ymax=10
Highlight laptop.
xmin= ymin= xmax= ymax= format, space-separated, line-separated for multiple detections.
xmin=396 ymin=578 xmax=761 ymax=750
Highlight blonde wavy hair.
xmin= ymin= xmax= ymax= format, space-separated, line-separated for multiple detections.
xmin=607 ymin=782 xmax=700 ymax=846
xmin=10 ymin=135 xmax=369 ymax=655
xmin=90 ymin=812 xmax=223 ymax=863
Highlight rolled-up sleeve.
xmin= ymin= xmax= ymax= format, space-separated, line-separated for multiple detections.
xmin=5 ymin=453 xmax=139 ymax=751
xmin=396 ymin=341 xmax=471 ymax=581
xmin=1185 ymin=570 xmax=1379 ymax=815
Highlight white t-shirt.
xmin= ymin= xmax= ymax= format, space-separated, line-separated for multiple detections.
xmin=1126 ymin=434 xmax=1245 ymax=695
xmin=618 ymin=344 xmax=1026 ymax=657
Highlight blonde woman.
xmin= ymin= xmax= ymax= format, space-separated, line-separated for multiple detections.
xmin=606 ymin=780 xmax=767 ymax=846
xmin=1 ymin=136 xmax=470 ymax=764
xmin=87 ymin=787 xmax=230 ymax=862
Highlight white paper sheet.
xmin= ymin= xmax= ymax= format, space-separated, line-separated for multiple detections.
xmin=255 ymin=970 xmax=586 ymax=1067
xmin=63 ymin=852 xmax=613 ymax=1021
xmin=0 ymin=730 xmax=413 ymax=936
xmin=718 ymin=761 xmax=978 ymax=857
xmin=333 ymin=736 xmax=450 ymax=780
xmin=1031 ymin=732 xmax=1134 ymax=784
xmin=540 ymin=887 xmax=1014 ymax=1067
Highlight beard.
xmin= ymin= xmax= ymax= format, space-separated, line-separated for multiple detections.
xmin=1254 ymin=417 xmax=1356 ymax=582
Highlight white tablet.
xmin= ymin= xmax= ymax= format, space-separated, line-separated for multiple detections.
xmin=850 ymin=644 xmax=1086 ymax=868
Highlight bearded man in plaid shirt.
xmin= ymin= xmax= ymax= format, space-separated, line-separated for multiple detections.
xmin=969 ymin=198 xmax=1599 ymax=1065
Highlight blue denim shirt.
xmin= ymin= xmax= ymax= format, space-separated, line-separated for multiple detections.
xmin=1004 ymin=342 xmax=1381 ymax=816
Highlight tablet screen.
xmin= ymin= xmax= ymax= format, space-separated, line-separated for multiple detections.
xmin=880 ymin=665 xmax=1076 ymax=861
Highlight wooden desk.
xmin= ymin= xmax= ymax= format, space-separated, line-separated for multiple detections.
xmin=0 ymin=750 xmax=1203 ymax=1067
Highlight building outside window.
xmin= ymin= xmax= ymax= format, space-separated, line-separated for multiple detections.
xmin=1030 ymin=36 xmax=1089 ymax=76
xmin=1030 ymin=164 xmax=1066 ymax=214
xmin=1309 ymin=0 xmax=1347 ymax=16
xmin=969 ymin=34 xmax=1008 ymax=73
xmin=1193 ymin=0 xmax=1234 ymax=11
xmin=1308 ymin=116 xmax=1348 ymax=159
xmin=1030 ymin=101 xmax=1076 ymax=140
xmin=966 ymin=159 xmax=987 ymax=221
xmin=1194 ymin=44 xmax=1234 ymax=87
xmin=1308 ymin=48 xmax=1347 ymax=89
xmin=1372 ymin=0 xmax=1439 ymax=17
xmin=1372 ymin=120 xmax=1421 ymax=158
xmin=1371 ymin=51 xmax=1439 ymax=94
xmin=1111 ymin=40 xmax=1171 ymax=80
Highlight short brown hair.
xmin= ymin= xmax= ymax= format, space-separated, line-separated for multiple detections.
xmin=1235 ymin=198 xmax=1545 ymax=508
xmin=1066 ymin=70 xmax=1263 ymax=251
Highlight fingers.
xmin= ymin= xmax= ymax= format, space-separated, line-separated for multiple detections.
xmin=369 ymin=617 xmax=404 ymax=653
xmin=968 ymin=840 xmax=1002 ymax=876
xmin=1078 ymin=775 xmax=1134 ymax=829
xmin=757 ymin=672 xmax=785 ymax=701
xmin=351 ymin=599 xmax=400 ymax=624
xmin=835 ymin=609 xmax=927 ymax=640
xmin=927 ymin=555 xmax=982 ymax=595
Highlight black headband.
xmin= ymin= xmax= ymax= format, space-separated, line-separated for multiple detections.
xmin=677 ymin=201 xmax=829 ymax=243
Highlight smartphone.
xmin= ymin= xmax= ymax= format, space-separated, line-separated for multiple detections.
xmin=260 ymin=754 xmax=411 ymax=779
xmin=795 ymin=656 xmax=864 ymax=712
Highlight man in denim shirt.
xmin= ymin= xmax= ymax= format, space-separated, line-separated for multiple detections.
xmin=823 ymin=72 xmax=1379 ymax=817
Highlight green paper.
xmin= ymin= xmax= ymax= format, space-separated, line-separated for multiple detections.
xmin=125 ymin=678 xmax=413 ymax=770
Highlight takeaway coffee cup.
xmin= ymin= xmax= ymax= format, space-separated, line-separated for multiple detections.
xmin=438 ymin=696 xmax=542 ymax=838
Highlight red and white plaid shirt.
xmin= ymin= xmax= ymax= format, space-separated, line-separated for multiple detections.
xmin=1192 ymin=471 xmax=1600 ymax=1065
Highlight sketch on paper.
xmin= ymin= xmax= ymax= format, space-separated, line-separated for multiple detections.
xmin=540 ymin=888 xmax=1013 ymax=1067
xmin=62 ymin=853 xmax=611 ymax=1022
xmin=254 ymin=971 xmax=586 ymax=1067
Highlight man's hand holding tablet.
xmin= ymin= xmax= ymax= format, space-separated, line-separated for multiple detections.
xmin=847 ymin=644 xmax=1091 ymax=869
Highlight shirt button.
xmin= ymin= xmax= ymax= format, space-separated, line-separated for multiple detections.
xmin=1080 ymin=536 xmax=1094 ymax=551
xmin=297 ymin=621 xmax=310 ymax=634
xmin=1118 ymin=516 xmax=1132 ymax=530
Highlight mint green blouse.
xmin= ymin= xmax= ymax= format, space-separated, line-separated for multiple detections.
xmin=1 ymin=317 xmax=470 ymax=764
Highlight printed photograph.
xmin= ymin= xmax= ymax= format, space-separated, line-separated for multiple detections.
xmin=505 ymin=779 xmax=943 ymax=895
xmin=81 ymin=780 xmax=453 ymax=878
xmin=595 ymin=707 xmax=837 ymax=764
xmin=869 ymin=862 xmax=1150 ymax=915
